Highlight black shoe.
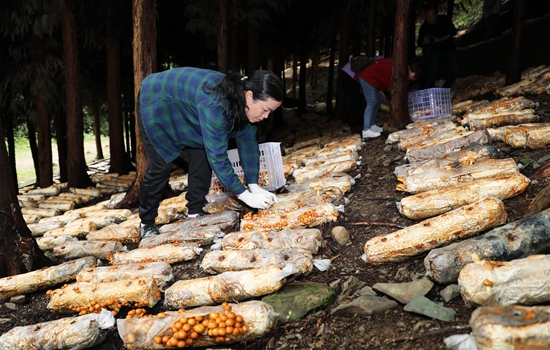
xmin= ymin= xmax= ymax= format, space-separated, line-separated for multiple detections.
xmin=187 ymin=210 xmax=208 ymax=218
xmin=140 ymin=224 xmax=160 ymax=239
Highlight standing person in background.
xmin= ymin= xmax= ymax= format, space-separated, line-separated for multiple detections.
xmin=340 ymin=61 xmax=364 ymax=133
xmin=137 ymin=68 xmax=283 ymax=238
xmin=483 ymin=0 xmax=502 ymax=41
xmin=417 ymin=6 xmax=459 ymax=89
xmin=355 ymin=58 xmax=422 ymax=139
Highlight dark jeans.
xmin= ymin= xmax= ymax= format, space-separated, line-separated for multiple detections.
xmin=137 ymin=107 xmax=212 ymax=225
xmin=425 ymin=49 xmax=460 ymax=89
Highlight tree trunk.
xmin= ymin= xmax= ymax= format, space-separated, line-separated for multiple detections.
xmin=27 ymin=116 xmax=40 ymax=183
xmin=61 ymin=0 xmax=93 ymax=188
xmin=506 ymin=0 xmax=526 ymax=86
xmin=229 ymin=24 xmax=240 ymax=72
xmin=247 ymin=25 xmax=260 ymax=74
xmin=116 ymin=0 xmax=157 ymax=210
xmin=55 ymin=112 xmax=68 ymax=183
xmin=388 ymin=0 xmax=411 ymax=129
xmin=446 ymin=0 xmax=454 ymax=19
xmin=365 ymin=0 xmax=377 ymax=57
xmin=291 ymin=54 xmax=298 ymax=99
xmin=310 ymin=51 xmax=318 ymax=90
xmin=3 ymin=112 xmax=18 ymax=190
xmin=217 ymin=0 xmax=228 ymax=73
xmin=0 ymin=118 xmax=51 ymax=278
xmin=92 ymin=100 xmax=104 ymax=160
xmin=37 ymin=87 xmax=53 ymax=188
xmin=408 ymin=0 xmax=417 ymax=58
xmin=271 ymin=41 xmax=284 ymax=129
xmin=382 ymin=14 xmax=394 ymax=57
xmin=334 ymin=3 xmax=351 ymax=120
xmin=107 ymin=0 xmax=132 ymax=175
xmin=32 ymin=33 xmax=53 ymax=188
xmin=326 ymin=30 xmax=337 ymax=116
xmin=298 ymin=40 xmax=308 ymax=115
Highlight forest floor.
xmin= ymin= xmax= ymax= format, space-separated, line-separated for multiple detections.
xmin=1 ymin=91 xmax=549 ymax=350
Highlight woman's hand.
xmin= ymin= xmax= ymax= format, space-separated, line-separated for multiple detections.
xmin=238 ymin=189 xmax=276 ymax=209
xmin=248 ymin=184 xmax=278 ymax=203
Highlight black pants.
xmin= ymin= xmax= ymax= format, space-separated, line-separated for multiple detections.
xmin=137 ymin=109 xmax=212 ymax=225
xmin=341 ymin=73 xmax=364 ymax=128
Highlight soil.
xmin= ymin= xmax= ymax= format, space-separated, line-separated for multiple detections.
xmin=1 ymin=92 xmax=550 ymax=349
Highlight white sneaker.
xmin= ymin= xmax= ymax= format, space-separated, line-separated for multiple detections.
xmin=362 ymin=129 xmax=381 ymax=139
xmin=370 ymin=124 xmax=383 ymax=133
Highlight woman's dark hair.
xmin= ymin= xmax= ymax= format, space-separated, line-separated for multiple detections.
xmin=209 ymin=70 xmax=283 ymax=131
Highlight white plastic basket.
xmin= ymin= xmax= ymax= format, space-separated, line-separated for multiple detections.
xmin=408 ymin=88 xmax=452 ymax=121
xmin=208 ymin=142 xmax=286 ymax=200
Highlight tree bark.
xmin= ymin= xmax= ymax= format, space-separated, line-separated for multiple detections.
xmin=92 ymin=99 xmax=104 ymax=160
xmin=2 ymin=112 xmax=18 ymax=190
xmin=389 ymin=0 xmax=411 ymax=129
xmin=365 ymin=0 xmax=377 ymax=57
xmin=116 ymin=0 xmax=157 ymax=210
xmin=107 ymin=0 xmax=132 ymax=174
xmin=61 ymin=0 xmax=93 ymax=188
xmin=326 ymin=30 xmax=337 ymax=116
xmin=0 ymin=118 xmax=51 ymax=278
xmin=37 ymin=86 xmax=53 ymax=188
xmin=55 ymin=112 xmax=68 ymax=183
xmin=217 ymin=0 xmax=228 ymax=73
xmin=298 ymin=39 xmax=308 ymax=115
xmin=229 ymin=24 xmax=240 ymax=72
xmin=506 ymin=0 xmax=526 ymax=86
xmin=32 ymin=34 xmax=53 ymax=188
xmin=27 ymin=116 xmax=39 ymax=183
xmin=334 ymin=2 xmax=351 ymax=120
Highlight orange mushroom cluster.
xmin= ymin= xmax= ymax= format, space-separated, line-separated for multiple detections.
xmin=153 ymin=302 xmax=249 ymax=348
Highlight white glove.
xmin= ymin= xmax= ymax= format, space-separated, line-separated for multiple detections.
xmin=238 ymin=190 xmax=274 ymax=209
xmin=248 ymin=184 xmax=278 ymax=203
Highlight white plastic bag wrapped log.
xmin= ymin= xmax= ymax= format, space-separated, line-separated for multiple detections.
xmin=240 ymin=202 xmax=339 ymax=232
xmin=201 ymin=249 xmax=313 ymax=275
xmin=486 ymin=123 xmax=541 ymax=142
xmin=83 ymin=208 xmax=132 ymax=223
xmin=43 ymin=219 xmax=98 ymax=238
xmin=21 ymin=207 xmax=60 ymax=218
xmin=394 ymin=144 xmax=500 ymax=179
xmin=70 ymin=187 xmax=102 ymax=197
xmin=0 ymin=257 xmax=96 ymax=299
xmin=399 ymin=126 xmax=466 ymax=151
xmin=398 ymin=173 xmax=529 ymax=220
xmin=363 ymin=197 xmax=507 ymax=265
xmin=77 ymin=262 xmax=173 ymax=289
xmin=159 ymin=210 xmax=240 ymax=234
xmin=502 ymin=122 xmax=550 ymax=149
xmin=48 ymin=278 xmax=160 ymax=313
xmin=468 ymin=111 xmax=539 ymax=131
xmin=284 ymin=173 xmax=354 ymax=194
xmin=165 ymin=264 xmax=298 ymax=308
xmin=108 ymin=243 xmax=201 ymax=265
xmin=399 ymin=158 xmax=519 ymax=194
xmin=470 ymin=305 xmax=550 ymax=350
xmin=27 ymin=185 xmax=60 ymax=196
xmin=0 ymin=308 xmax=115 ymax=350
xmin=459 ymin=254 xmax=550 ymax=307
xmin=38 ymin=199 xmax=75 ymax=212
xmin=53 ymin=240 xmax=123 ymax=260
xmin=141 ymin=226 xmax=223 ymax=248
xmin=156 ymin=194 xmax=189 ymax=224
xmin=117 ymin=301 xmax=277 ymax=349
xmin=221 ymin=228 xmax=322 ymax=253
xmin=86 ymin=223 xmax=141 ymax=243
xmin=28 ymin=221 xmax=65 ymax=237
xmin=292 ymin=159 xmax=357 ymax=183
xmin=406 ymin=130 xmax=491 ymax=163
xmin=386 ymin=120 xmax=457 ymax=144
xmin=424 ymin=207 xmax=550 ymax=284
xmin=36 ymin=235 xmax=78 ymax=251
